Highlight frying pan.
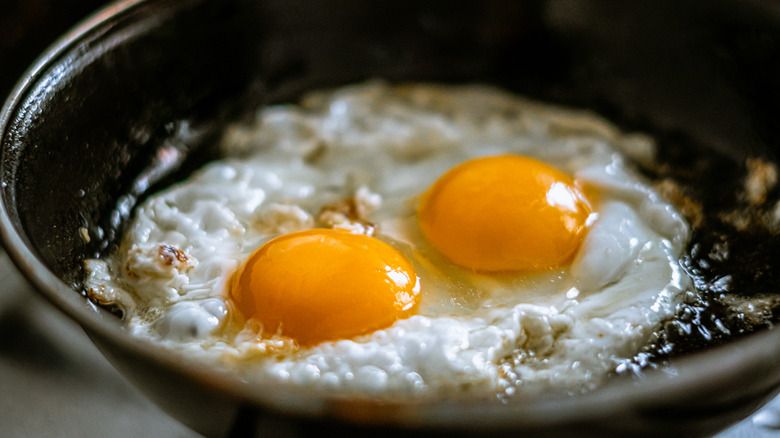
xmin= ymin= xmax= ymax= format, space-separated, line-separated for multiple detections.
xmin=2 ymin=0 xmax=780 ymax=436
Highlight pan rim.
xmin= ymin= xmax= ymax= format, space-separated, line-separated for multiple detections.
xmin=1 ymin=0 xmax=779 ymax=431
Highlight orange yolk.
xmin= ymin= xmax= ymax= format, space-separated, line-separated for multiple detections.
xmin=418 ymin=155 xmax=592 ymax=272
xmin=229 ymin=228 xmax=420 ymax=346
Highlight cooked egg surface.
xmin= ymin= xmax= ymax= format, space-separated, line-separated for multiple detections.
xmin=418 ymin=154 xmax=592 ymax=272
xmin=229 ymin=228 xmax=420 ymax=346
xmin=84 ymin=81 xmax=691 ymax=399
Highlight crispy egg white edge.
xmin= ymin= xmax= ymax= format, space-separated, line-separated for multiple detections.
xmin=83 ymin=81 xmax=691 ymax=398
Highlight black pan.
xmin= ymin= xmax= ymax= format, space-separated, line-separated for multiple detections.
xmin=3 ymin=0 xmax=780 ymax=436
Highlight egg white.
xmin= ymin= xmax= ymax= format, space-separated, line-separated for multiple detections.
xmin=84 ymin=81 xmax=691 ymax=399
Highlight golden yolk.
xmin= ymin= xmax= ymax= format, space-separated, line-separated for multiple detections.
xmin=229 ymin=228 xmax=420 ymax=346
xmin=418 ymin=155 xmax=592 ymax=272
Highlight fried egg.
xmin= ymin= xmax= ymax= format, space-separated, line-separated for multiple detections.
xmin=84 ymin=81 xmax=691 ymax=399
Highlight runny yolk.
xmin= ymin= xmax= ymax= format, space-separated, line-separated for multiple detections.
xmin=229 ymin=228 xmax=420 ymax=346
xmin=417 ymin=155 xmax=592 ymax=272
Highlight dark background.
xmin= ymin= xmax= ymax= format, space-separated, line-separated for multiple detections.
xmin=0 ymin=0 xmax=109 ymax=97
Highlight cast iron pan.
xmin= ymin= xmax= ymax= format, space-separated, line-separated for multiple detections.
xmin=2 ymin=0 xmax=780 ymax=436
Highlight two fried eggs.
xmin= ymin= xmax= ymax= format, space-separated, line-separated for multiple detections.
xmin=84 ymin=82 xmax=691 ymax=399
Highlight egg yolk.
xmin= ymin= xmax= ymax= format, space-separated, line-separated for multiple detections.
xmin=229 ymin=228 xmax=420 ymax=346
xmin=418 ymin=155 xmax=592 ymax=272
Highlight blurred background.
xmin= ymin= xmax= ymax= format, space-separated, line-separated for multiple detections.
xmin=0 ymin=1 xmax=779 ymax=437
xmin=0 ymin=0 xmax=106 ymax=96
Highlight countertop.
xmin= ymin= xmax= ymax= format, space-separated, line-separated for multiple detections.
xmin=0 ymin=251 xmax=199 ymax=437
